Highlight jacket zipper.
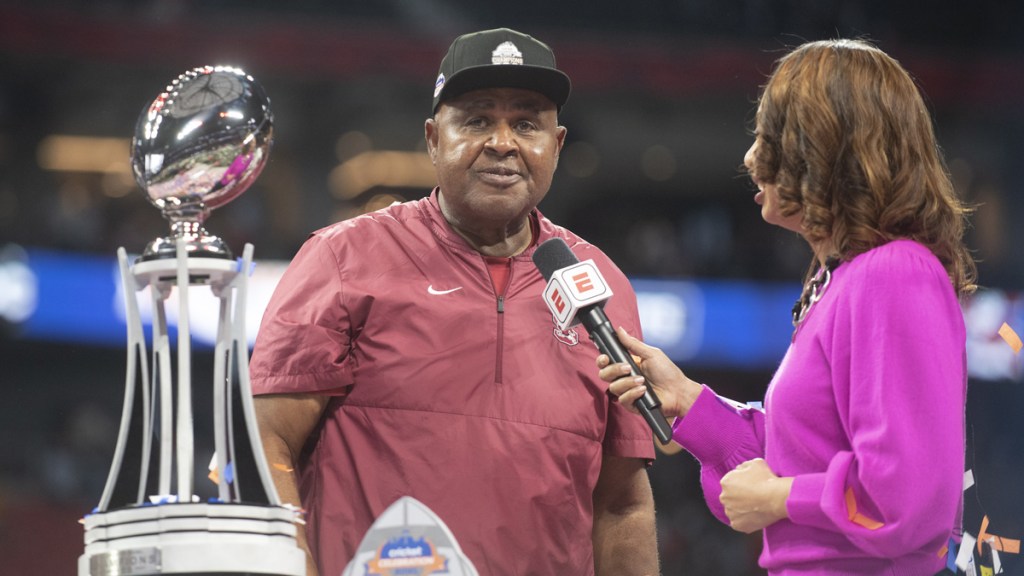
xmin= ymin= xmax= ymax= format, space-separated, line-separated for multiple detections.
xmin=495 ymin=294 xmax=505 ymax=384
xmin=493 ymin=256 xmax=515 ymax=385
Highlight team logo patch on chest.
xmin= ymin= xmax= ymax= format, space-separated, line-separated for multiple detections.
xmin=551 ymin=314 xmax=580 ymax=346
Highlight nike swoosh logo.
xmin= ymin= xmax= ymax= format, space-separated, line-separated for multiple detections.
xmin=427 ymin=285 xmax=463 ymax=295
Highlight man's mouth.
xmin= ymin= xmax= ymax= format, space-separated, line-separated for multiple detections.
xmin=478 ymin=166 xmax=522 ymax=186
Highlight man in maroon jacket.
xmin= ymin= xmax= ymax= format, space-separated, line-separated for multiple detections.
xmin=251 ymin=27 xmax=658 ymax=576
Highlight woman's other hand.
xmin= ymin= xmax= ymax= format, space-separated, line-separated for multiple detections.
xmin=719 ymin=458 xmax=793 ymax=533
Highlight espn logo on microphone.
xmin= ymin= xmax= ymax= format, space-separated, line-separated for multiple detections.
xmin=542 ymin=260 xmax=613 ymax=331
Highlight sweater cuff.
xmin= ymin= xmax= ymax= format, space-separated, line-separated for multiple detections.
xmin=787 ymin=472 xmax=832 ymax=530
xmin=672 ymin=385 xmax=750 ymax=467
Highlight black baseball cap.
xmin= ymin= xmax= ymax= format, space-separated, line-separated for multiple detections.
xmin=432 ymin=28 xmax=571 ymax=114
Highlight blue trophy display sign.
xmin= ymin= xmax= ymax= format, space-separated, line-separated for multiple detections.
xmin=342 ymin=497 xmax=479 ymax=576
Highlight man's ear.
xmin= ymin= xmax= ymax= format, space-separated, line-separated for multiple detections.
xmin=553 ymin=125 xmax=567 ymax=167
xmin=424 ymin=117 xmax=438 ymax=165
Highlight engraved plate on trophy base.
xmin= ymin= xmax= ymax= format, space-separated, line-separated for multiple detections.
xmin=89 ymin=547 xmax=162 ymax=576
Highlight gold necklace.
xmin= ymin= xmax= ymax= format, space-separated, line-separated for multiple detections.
xmin=791 ymin=256 xmax=841 ymax=329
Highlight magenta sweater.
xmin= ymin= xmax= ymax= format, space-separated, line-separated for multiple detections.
xmin=674 ymin=240 xmax=967 ymax=575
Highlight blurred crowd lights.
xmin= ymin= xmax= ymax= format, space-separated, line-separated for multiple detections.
xmin=329 ymin=150 xmax=436 ymax=200
xmin=37 ymin=135 xmax=131 ymax=175
xmin=33 ymin=130 xmax=681 ymax=224
xmin=329 ymin=129 xmax=434 ymax=202
xmin=36 ymin=135 xmax=138 ymax=200
xmin=0 ymin=245 xmax=37 ymax=324
xmin=325 ymin=130 xmax=674 ymax=205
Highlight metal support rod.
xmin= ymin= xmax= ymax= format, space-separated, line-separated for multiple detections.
xmin=97 ymin=249 xmax=151 ymax=512
xmin=151 ymin=284 xmax=174 ymax=497
xmin=235 ymin=243 xmax=282 ymax=505
xmin=174 ymin=239 xmax=194 ymax=500
xmin=213 ymin=284 xmax=232 ymax=502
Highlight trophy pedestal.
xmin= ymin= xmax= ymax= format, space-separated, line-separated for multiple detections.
xmin=79 ymin=241 xmax=304 ymax=576
xmin=81 ymin=503 xmax=304 ymax=576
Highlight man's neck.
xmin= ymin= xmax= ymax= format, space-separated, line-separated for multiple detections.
xmin=454 ymin=221 xmax=533 ymax=257
xmin=437 ymin=192 xmax=536 ymax=257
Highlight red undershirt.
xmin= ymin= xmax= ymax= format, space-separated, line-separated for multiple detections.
xmin=483 ymin=215 xmax=539 ymax=296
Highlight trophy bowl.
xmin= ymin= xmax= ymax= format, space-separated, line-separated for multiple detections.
xmin=132 ymin=65 xmax=273 ymax=261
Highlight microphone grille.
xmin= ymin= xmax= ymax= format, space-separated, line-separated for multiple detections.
xmin=532 ymin=238 xmax=580 ymax=281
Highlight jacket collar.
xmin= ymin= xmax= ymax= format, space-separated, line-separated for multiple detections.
xmin=424 ymin=187 xmax=556 ymax=261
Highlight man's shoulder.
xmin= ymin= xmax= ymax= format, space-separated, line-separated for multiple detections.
xmin=535 ymin=218 xmax=608 ymax=259
xmin=534 ymin=219 xmax=634 ymax=302
xmin=311 ymin=196 xmax=434 ymax=242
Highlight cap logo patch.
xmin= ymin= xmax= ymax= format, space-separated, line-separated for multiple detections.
xmin=491 ymin=41 xmax=523 ymax=65
xmin=433 ymin=73 xmax=445 ymax=98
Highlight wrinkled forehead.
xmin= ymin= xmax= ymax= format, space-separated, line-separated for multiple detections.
xmin=443 ymin=87 xmax=557 ymax=114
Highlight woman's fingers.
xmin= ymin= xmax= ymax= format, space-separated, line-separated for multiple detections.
xmin=597 ymin=360 xmax=633 ymax=383
xmin=608 ymin=374 xmax=647 ymax=409
xmin=614 ymin=382 xmax=646 ymax=412
xmin=615 ymin=326 xmax=649 ymax=355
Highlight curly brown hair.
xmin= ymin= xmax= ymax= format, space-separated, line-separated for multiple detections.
xmin=749 ymin=39 xmax=976 ymax=296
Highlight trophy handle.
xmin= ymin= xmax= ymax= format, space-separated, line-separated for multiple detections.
xmin=96 ymin=249 xmax=154 ymax=512
xmin=233 ymin=243 xmax=282 ymax=504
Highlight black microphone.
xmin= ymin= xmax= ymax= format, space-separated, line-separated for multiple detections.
xmin=532 ymin=238 xmax=673 ymax=445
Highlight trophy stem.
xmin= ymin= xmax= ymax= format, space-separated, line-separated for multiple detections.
xmin=169 ymin=218 xmax=208 ymax=239
xmin=174 ymin=238 xmax=196 ymax=500
xmin=139 ymin=218 xmax=235 ymax=261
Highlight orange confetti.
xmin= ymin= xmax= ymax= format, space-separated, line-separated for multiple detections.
xmin=978 ymin=515 xmax=991 ymax=555
xmin=999 ymin=539 xmax=1021 ymax=554
xmin=844 ymin=487 xmax=884 ymax=530
xmin=977 ymin=516 xmax=1021 ymax=555
xmin=208 ymin=468 xmax=220 ymax=484
xmin=937 ymin=544 xmax=948 ymax=558
xmin=998 ymin=322 xmax=1023 ymax=354
xmin=272 ymin=463 xmax=294 ymax=473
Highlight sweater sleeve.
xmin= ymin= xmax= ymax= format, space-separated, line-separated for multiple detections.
xmin=786 ymin=245 xmax=966 ymax=558
xmin=673 ymin=385 xmax=767 ymax=524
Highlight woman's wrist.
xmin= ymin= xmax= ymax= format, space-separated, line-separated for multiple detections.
xmin=769 ymin=476 xmax=794 ymax=521
xmin=674 ymin=380 xmax=704 ymax=418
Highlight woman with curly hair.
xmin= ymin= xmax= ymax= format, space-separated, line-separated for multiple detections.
xmin=599 ymin=39 xmax=976 ymax=574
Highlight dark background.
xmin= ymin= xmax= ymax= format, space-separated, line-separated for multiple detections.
xmin=1 ymin=1 xmax=1022 ymax=574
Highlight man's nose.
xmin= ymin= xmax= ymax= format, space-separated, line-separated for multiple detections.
xmin=486 ymin=122 xmax=518 ymax=156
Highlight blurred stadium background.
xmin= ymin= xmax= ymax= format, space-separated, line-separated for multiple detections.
xmin=1 ymin=1 xmax=1022 ymax=574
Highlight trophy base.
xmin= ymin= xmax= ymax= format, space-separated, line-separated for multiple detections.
xmin=79 ymin=502 xmax=305 ymax=576
xmin=140 ymin=235 xmax=234 ymax=262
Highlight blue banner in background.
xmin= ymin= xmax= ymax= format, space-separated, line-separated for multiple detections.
xmin=3 ymin=247 xmax=126 ymax=346
xmin=632 ymin=278 xmax=799 ymax=370
xmin=3 ymin=245 xmax=1023 ymax=379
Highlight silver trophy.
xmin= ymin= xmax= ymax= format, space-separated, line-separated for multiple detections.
xmin=132 ymin=65 xmax=273 ymax=261
xmin=80 ymin=66 xmax=304 ymax=576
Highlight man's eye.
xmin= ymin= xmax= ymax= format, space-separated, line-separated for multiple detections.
xmin=515 ymin=121 xmax=537 ymax=132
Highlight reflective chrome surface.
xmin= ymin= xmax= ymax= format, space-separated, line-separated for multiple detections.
xmin=132 ymin=65 xmax=273 ymax=260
